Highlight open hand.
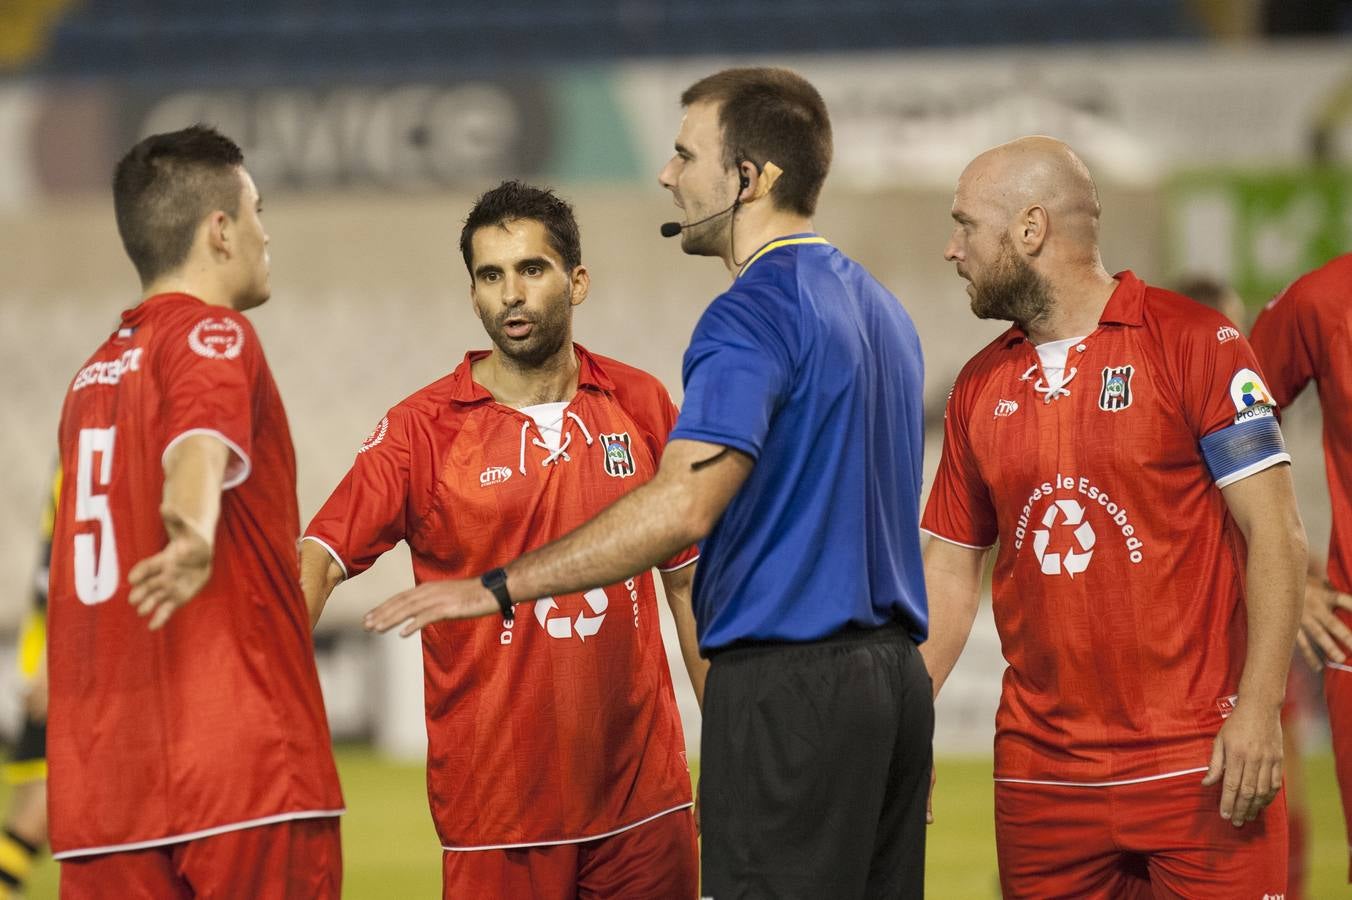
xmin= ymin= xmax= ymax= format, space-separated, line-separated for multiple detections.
xmin=365 ymin=578 xmax=500 ymax=637
xmin=127 ymin=507 xmax=213 ymax=630
xmin=1201 ymin=703 xmax=1282 ymax=827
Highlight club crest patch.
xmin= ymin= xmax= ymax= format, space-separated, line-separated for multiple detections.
xmin=1098 ymin=365 xmax=1134 ymax=412
xmin=358 ymin=416 xmax=389 ymax=453
xmin=600 ymin=432 xmax=635 ymax=478
xmin=188 ymin=317 xmax=245 ymax=360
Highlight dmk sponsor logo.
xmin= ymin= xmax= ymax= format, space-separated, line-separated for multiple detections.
xmin=1098 ymin=365 xmax=1133 ymax=412
xmin=600 ymin=432 xmax=635 ymax=478
xmin=993 ymin=399 xmax=1019 ymax=418
xmin=1216 ymin=694 xmax=1238 ymax=719
xmin=1216 ymin=325 xmax=1240 ymax=344
xmin=479 ymin=465 xmax=512 ymax=487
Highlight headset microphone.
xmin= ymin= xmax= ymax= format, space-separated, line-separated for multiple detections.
xmin=659 ymin=167 xmax=753 ymax=238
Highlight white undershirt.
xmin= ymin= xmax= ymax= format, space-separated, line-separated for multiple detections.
xmin=1034 ymin=335 xmax=1087 ymax=393
xmin=520 ymin=401 xmax=569 ymax=451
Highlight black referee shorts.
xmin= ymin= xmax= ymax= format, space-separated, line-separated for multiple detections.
xmin=700 ymin=622 xmax=933 ymax=900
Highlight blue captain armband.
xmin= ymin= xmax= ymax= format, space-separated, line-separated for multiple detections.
xmin=1200 ymin=413 xmax=1291 ymax=489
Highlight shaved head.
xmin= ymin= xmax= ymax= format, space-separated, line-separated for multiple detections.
xmin=957 ymin=136 xmax=1101 ymax=249
xmin=945 ymin=136 xmax=1119 ymax=339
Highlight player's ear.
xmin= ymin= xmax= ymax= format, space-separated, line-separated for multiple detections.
xmin=569 ymin=265 xmax=589 ymax=308
xmin=204 ymin=210 xmax=231 ymax=260
xmin=1020 ymin=205 xmax=1049 ymax=255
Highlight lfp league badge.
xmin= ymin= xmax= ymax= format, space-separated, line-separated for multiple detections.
xmin=600 ymin=432 xmax=636 ymax=478
xmin=1098 ymin=365 xmax=1134 ymax=412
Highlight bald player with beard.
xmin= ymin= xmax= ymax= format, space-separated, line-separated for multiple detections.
xmin=921 ymin=137 xmax=1306 ymax=898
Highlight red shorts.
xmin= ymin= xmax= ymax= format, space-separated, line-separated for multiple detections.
xmin=59 ymin=815 xmax=341 ymax=899
xmin=995 ymin=774 xmax=1287 ymax=899
xmin=1326 ymin=661 xmax=1352 ymax=882
xmin=441 ymin=808 xmax=697 ymax=900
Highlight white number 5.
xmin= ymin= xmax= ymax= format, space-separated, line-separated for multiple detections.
xmin=75 ymin=427 xmax=119 ymax=604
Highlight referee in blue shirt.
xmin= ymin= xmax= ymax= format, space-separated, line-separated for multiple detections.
xmin=365 ymin=67 xmax=932 ymax=898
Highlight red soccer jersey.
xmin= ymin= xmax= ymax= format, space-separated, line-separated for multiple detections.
xmin=922 ymin=271 xmax=1290 ymax=784
xmin=47 ymin=293 xmax=343 ymax=858
xmin=1251 ymin=253 xmax=1352 ymax=598
xmin=304 ymin=345 xmax=696 ymax=849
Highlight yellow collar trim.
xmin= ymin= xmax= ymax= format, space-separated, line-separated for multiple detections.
xmin=737 ymin=236 xmax=830 ymax=279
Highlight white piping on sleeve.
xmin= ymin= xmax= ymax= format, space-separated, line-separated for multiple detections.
xmin=919 ymin=528 xmax=995 ymax=551
xmin=299 ymin=535 xmax=349 ymax=580
xmin=657 ymin=555 xmax=699 ymax=573
xmin=162 ymin=428 xmax=252 ymax=490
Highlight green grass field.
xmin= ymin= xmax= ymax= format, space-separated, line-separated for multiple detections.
xmin=13 ymin=749 xmax=1349 ymax=897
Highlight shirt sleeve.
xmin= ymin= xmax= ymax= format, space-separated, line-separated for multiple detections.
xmin=303 ymin=409 xmax=413 ymax=579
xmin=157 ymin=310 xmax=258 ymax=489
xmin=1249 ymin=281 xmax=1317 ymax=409
xmin=1175 ymin=313 xmax=1291 ymax=489
xmin=920 ymin=380 xmax=999 ymax=549
xmin=669 ymin=288 xmax=794 ymax=460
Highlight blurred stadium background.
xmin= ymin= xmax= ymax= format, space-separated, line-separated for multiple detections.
xmin=2 ymin=0 xmax=1351 ymax=895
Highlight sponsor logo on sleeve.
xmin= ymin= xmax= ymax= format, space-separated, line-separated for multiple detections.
xmin=1229 ymin=368 xmax=1276 ymax=422
xmin=993 ymin=399 xmax=1019 ymax=418
xmin=1216 ymin=325 xmax=1240 ymax=344
xmin=358 ymin=416 xmax=389 ymax=453
xmin=1098 ymin=365 xmax=1134 ymax=412
xmin=188 ymin=317 xmax=246 ymax=359
xmin=600 ymin=432 xmax=636 ymax=478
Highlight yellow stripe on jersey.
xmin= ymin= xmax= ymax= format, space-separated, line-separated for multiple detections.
xmin=736 ymin=236 xmax=830 ymax=279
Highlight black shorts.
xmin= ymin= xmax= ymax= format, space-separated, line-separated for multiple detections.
xmin=700 ymin=622 xmax=933 ymax=899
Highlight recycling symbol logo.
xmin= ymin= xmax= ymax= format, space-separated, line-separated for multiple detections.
xmin=534 ymin=587 xmax=608 ymax=641
xmin=1032 ymin=499 xmax=1096 ymax=577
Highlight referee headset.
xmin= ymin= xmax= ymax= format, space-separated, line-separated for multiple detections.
xmin=658 ymin=156 xmax=760 ymax=261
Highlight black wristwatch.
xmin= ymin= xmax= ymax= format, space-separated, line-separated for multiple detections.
xmin=481 ymin=568 xmax=514 ymax=623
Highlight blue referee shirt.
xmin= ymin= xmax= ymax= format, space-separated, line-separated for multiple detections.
xmin=670 ymin=235 xmax=928 ymax=651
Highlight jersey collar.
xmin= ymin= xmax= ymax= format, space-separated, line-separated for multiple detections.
xmin=1001 ymin=269 xmax=1146 ymax=347
xmin=120 ymin=292 xmax=207 ymax=327
xmin=735 ymin=233 xmax=830 ymax=279
xmin=447 ymin=343 xmax=616 ymax=405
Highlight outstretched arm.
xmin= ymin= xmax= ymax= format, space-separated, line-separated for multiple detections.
xmin=365 ymin=438 xmax=752 ymax=636
xmin=127 ymin=434 xmax=231 ymax=630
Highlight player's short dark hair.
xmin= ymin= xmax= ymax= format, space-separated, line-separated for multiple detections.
xmin=681 ymin=67 xmax=833 ymax=217
xmin=112 ymin=125 xmax=246 ymax=286
xmin=460 ymin=181 xmax=582 ymax=275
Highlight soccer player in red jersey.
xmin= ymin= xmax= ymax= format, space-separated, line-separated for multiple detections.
xmin=922 ymin=137 xmax=1306 ymax=898
xmin=301 ymin=181 xmax=704 ymax=898
xmin=1251 ymin=252 xmax=1352 ymax=884
xmin=46 ymin=126 xmax=344 ymax=898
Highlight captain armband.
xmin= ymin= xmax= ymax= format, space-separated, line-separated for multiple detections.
xmin=1199 ymin=413 xmax=1290 ymax=489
